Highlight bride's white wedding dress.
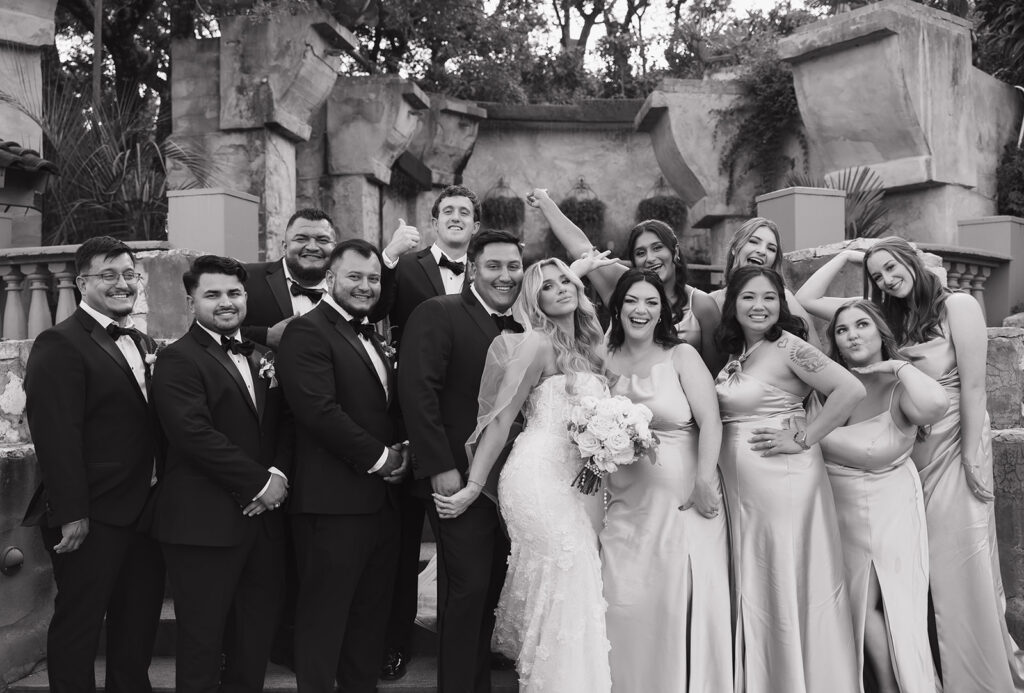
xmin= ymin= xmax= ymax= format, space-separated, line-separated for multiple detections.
xmin=491 ymin=371 xmax=612 ymax=693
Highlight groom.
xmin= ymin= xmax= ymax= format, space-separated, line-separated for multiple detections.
xmin=398 ymin=229 xmax=524 ymax=693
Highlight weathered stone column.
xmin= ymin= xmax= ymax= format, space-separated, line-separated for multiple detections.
xmin=635 ymin=79 xmax=761 ymax=265
xmin=324 ymin=77 xmax=428 ymax=244
xmin=959 ymin=217 xmax=1024 ymax=326
xmin=0 ymin=0 xmax=58 ymax=248
xmin=988 ymin=327 xmax=1024 ymax=642
xmin=756 ymin=187 xmax=846 ymax=251
xmin=778 ymin=0 xmax=1024 ymax=244
xmin=169 ymin=8 xmax=352 ymax=258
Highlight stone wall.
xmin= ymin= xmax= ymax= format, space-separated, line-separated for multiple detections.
xmin=989 ymin=328 xmax=1024 ymax=641
xmin=459 ymin=101 xmax=667 ymax=263
xmin=0 ymin=340 xmax=50 ymax=690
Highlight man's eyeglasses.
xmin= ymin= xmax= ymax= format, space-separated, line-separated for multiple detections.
xmin=79 ymin=270 xmax=144 ymax=285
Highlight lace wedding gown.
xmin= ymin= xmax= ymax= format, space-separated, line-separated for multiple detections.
xmin=491 ymin=372 xmax=612 ymax=693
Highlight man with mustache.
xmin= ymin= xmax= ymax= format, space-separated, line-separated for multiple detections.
xmin=23 ymin=236 xmax=165 ymax=693
xmin=373 ymin=185 xmax=482 ymax=681
xmin=276 ymin=239 xmax=407 ymax=693
xmin=242 ymin=208 xmax=337 ymax=349
xmin=398 ymin=229 xmax=525 ymax=693
xmin=150 ymin=255 xmax=292 ymax=693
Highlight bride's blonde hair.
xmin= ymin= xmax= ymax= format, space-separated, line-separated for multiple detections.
xmin=514 ymin=258 xmax=604 ymax=392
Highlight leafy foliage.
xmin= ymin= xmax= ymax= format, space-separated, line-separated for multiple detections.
xmin=636 ymin=195 xmax=688 ymax=230
xmin=996 ymin=143 xmax=1024 ymax=218
xmin=715 ymin=52 xmax=807 ymax=204
xmin=787 ymin=166 xmax=892 ymax=239
xmin=482 ymin=197 xmax=526 ymax=235
xmin=0 ymin=70 xmax=219 ymax=244
xmin=974 ymin=0 xmax=1024 ymax=87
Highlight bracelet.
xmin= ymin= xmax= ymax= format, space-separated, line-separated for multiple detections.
xmin=894 ymin=362 xmax=908 ymax=379
xmin=466 ymin=479 xmax=484 ymax=490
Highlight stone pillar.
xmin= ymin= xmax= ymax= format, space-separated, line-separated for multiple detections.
xmin=988 ymin=327 xmax=1024 ymax=642
xmin=959 ymin=217 xmax=1024 ymax=326
xmin=410 ymin=96 xmax=487 ymax=187
xmin=756 ymin=187 xmax=846 ymax=252
xmin=169 ymin=8 xmax=353 ymax=259
xmin=778 ymin=0 xmax=1024 ymax=244
xmin=324 ymin=77 xmax=429 ymax=244
xmin=167 ymin=188 xmax=260 ymax=261
xmin=0 ymin=0 xmax=58 ymax=249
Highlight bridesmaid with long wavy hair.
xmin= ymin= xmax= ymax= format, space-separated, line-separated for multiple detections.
xmin=797 ymin=237 xmax=1024 ymax=691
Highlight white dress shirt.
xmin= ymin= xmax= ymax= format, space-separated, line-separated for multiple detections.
xmin=429 ymin=244 xmax=467 ymax=296
xmin=80 ymin=301 xmax=148 ymax=399
xmin=80 ymin=301 xmax=156 ymax=485
xmin=382 ymin=243 xmax=466 ymax=296
xmin=281 ymin=258 xmax=328 ymax=317
xmin=319 ymin=294 xmax=391 ymax=474
xmin=196 ymin=322 xmax=286 ymax=501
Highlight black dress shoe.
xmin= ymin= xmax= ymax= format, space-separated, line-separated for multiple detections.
xmin=380 ymin=648 xmax=408 ymax=681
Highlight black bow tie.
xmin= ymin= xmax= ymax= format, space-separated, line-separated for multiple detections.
xmin=348 ymin=318 xmax=377 ymax=340
xmin=438 ymin=255 xmax=465 ymax=276
xmin=290 ymin=282 xmax=324 ymax=302
xmin=221 ymin=335 xmax=255 ymax=357
xmin=491 ymin=314 xmax=523 ymax=334
xmin=106 ymin=323 xmax=143 ymax=345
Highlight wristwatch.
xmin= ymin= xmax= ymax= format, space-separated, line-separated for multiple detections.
xmin=793 ymin=429 xmax=810 ymax=450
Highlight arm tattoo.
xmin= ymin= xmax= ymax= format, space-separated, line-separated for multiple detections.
xmin=790 ymin=340 xmax=827 ymax=373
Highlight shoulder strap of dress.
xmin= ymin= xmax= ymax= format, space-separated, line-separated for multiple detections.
xmin=887 ymin=379 xmax=902 ymax=416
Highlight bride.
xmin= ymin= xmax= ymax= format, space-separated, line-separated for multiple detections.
xmin=434 ymin=257 xmax=613 ymax=692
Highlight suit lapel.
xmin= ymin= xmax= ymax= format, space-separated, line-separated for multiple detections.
xmin=193 ymin=325 xmax=259 ymax=420
xmin=79 ymin=311 xmax=148 ymax=404
xmin=322 ymin=306 xmax=388 ymax=397
xmin=417 ymin=249 xmax=446 ymax=297
xmin=265 ymin=261 xmax=293 ymax=318
xmin=463 ymin=291 xmax=500 ymax=341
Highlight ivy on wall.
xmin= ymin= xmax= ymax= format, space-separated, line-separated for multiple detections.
xmin=636 ymin=195 xmax=688 ymax=230
xmin=715 ymin=53 xmax=808 ymax=207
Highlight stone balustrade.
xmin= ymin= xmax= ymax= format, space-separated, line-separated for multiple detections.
xmin=918 ymin=243 xmax=1010 ymax=323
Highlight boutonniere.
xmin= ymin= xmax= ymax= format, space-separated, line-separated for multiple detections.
xmin=143 ymin=342 xmax=166 ymax=372
xmin=258 ymin=353 xmax=278 ymax=387
xmin=381 ymin=326 xmax=399 ymax=368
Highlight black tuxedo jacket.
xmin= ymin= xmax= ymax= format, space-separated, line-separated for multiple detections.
xmin=149 ymin=323 xmax=292 ymax=547
xmin=373 ymin=247 xmax=449 ymax=344
xmin=397 ymin=289 xmax=505 ymax=489
xmin=241 ymin=260 xmax=293 ymax=346
xmin=23 ymin=308 xmax=159 ymax=528
xmin=277 ymin=302 xmax=403 ymax=516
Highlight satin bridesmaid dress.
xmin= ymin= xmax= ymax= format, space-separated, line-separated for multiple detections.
xmin=602 ymin=348 xmax=732 ymax=692
xmin=904 ymin=323 xmax=1024 ymax=691
xmin=818 ymin=384 xmax=935 ymax=692
xmin=716 ymin=362 xmax=858 ymax=693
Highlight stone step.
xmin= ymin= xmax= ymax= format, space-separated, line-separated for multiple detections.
xmin=9 ymin=656 xmax=520 ymax=692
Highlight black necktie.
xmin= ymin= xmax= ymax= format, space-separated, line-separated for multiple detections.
xmin=290 ymin=282 xmax=324 ymax=302
xmin=348 ymin=318 xmax=376 ymax=340
xmin=438 ymin=255 xmax=465 ymax=276
xmin=106 ymin=323 xmax=144 ymax=347
xmin=221 ymin=335 xmax=255 ymax=357
xmin=491 ymin=314 xmax=523 ymax=334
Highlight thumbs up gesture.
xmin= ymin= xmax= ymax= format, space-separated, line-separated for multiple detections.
xmin=384 ymin=218 xmax=421 ymax=261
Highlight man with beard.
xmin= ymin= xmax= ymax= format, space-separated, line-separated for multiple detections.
xmin=372 ymin=185 xmax=481 ymax=681
xmin=150 ymin=255 xmax=292 ymax=693
xmin=23 ymin=236 xmax=165 ymax=693
xmin=242 ymin=208 xmax=337 ymax=348
xmin=398 ymin=230 xmax=525 ymax=693
xmin=276 ymin=239 xmax=407 ymax=693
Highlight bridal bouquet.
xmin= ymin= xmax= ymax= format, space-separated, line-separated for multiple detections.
xmin=566 ymin=395 xmax=658 ymax=495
